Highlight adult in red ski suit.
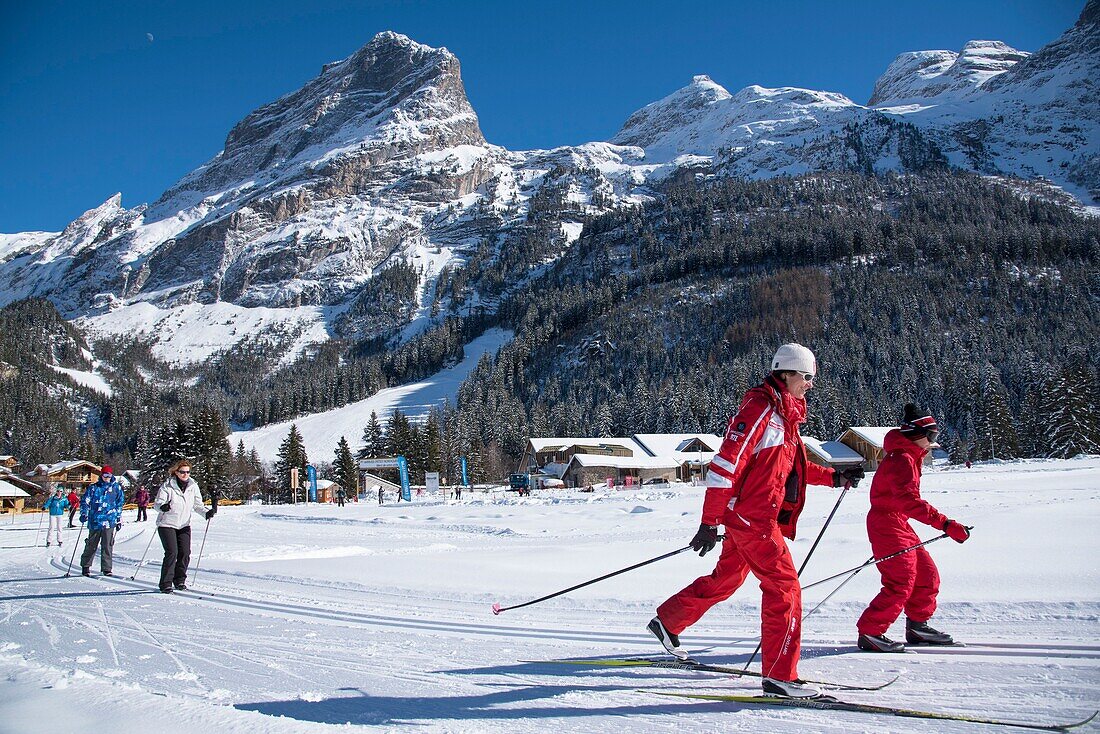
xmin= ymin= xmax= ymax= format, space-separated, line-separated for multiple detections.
xmin=856 ymin=404 xmax=970 ymax=652
xmin=651 ymin=344 xmax=863 ymax=693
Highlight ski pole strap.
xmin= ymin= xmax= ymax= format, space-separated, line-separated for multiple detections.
xmin=492 ymin=537 xmax=724 ymax=615
xmin=802 ymin=532 xmax=951 ymax=592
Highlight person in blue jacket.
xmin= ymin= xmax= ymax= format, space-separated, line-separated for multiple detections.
xmin=79 ymin=466 xmax=125 ymax=576
xmin=44 ymin=485 xmax=69 ymax=547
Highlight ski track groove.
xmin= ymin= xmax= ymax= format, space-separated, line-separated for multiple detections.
xmin=118 ymin=609 xmax=193 ymax=679
xmin=95 ymin=600 xmax=121 ymax=668
xmin=44 ymin=559 xmax=1100 ymax=677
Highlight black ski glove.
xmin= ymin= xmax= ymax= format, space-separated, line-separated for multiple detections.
xmin=834 ymin=466 xmax=866 ymax=487
xmin=205 ymin=508 xmax=217 ymax=519
xmin=160 ymin=502 xmax=171 ymax=511
xmin=690 ymin=523 xmax=719 ymax=557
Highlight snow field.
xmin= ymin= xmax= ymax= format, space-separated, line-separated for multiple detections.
xmin=0 ymin=457 xmax=1097 ymax=733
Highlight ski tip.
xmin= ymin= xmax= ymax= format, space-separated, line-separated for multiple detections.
xmin=491 ymin=602 xmax=502 ymax=615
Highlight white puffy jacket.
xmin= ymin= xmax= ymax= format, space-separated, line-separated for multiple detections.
xmin=154 ymin=477 xmax=209 ymax=530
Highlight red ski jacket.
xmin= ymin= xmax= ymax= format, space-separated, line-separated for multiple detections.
xmin=702 ymin=375 xmax=835 ymax=539
xmin=867 ymin=429 xmax=948 ymax=529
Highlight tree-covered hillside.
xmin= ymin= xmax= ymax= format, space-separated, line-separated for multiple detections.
xmin=456 ymin=172 xmax=1100 ymax=461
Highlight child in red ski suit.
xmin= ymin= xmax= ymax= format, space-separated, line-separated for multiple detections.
xmin=856 ymin=404 xmax=970 ymax=652
xmin=648 ymin=344 xmax=864 ymax=698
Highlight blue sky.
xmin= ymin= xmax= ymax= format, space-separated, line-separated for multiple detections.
xmin=0 ymin=0 xmax=1083 ymax=232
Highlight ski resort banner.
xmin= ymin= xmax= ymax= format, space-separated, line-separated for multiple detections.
xmin=425 ymin=472 xmax=440 ymax=497
xmin=397 ymin=456 xmax=411 ymax=502
xmin=307 ymin=465 xmax=317 ymax=502
xmin=460 ymin=456 xmax=469 ymax=486
xmin=359 ymin=457 xmax=400 ymax=469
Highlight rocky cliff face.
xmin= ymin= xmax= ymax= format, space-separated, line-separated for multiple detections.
xmin=1 ymin=7 xmax=1096 ymax=365
xmin=868 ymin=41 xmax=1029 ymax=106
xmin=870 ymin=3 xmax=1098 ymax=200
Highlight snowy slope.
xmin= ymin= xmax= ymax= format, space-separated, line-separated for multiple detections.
xmin=228 ymin=327 xmax=513 ymax=461
xmin=0 ymin=457 xmax=1097 ymax=733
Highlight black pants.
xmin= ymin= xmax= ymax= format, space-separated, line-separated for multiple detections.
xmin=68 ymin=505 xmax=78 ymax=527
xmin=137 ymin=505 xmax=147 ymax=521
xmin=158 ymin=525 xmax=192 ymax=590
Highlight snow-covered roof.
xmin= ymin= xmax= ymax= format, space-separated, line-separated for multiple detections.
xmin=632 ymin=434 xmax=722 ymax=463
xmin=29 ymin=459 xmax=99 ymax=477
xmin=0 ymin=480 xmax=30 ymax=498
xmin=315 ymin=479 xmax=337 ymax=490
xmin=803 ymin=437 xmax=866 ymax=464
xmin=528 ymin=437 xmax=646 ymax=455
xmin=841 ymin=427 xmax=895 ymax=449
xmin=565 ymin=454 xmax=680 ymax=470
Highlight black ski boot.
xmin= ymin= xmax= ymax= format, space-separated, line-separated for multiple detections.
xmin=762 ymin=677 xmax=820 ymax=698
xmin=857 ymin=633 xmax=906 ymax=652
xmin=647 ymin=617 xmax=689 ymax=660
xmin=906 ymin=618 xmax=954 ymax=645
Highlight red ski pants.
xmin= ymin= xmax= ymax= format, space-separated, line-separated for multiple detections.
xmin=857 ymin=513 xmax=940 ymax=635
xmin=657 ymin=520 xmax=801 ymax=681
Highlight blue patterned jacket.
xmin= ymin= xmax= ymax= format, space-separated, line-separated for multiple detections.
xmin=80 ymin=479 xmax=124 ymax=529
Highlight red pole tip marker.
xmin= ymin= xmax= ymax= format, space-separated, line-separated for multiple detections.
xmin=492 ymin=602 xmax=502 ymax=615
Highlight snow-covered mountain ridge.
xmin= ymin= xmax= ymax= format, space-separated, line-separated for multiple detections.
xmin=0 ymin=4 xmax=1096 ymax=368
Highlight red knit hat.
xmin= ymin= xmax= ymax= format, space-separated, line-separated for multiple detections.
xmin=101 ymin=465 xmax=113 ymax=475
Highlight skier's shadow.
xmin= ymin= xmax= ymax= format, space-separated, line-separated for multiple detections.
xmin=235 ymin=684 xmax=713 ymax=725
xmin=0 ymin=575 xmax=68 ymax=584
xmin=0 ymin=589 xmax=159 ymax=601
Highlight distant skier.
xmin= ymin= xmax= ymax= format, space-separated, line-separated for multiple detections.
xmin=856 ymin=404 xmax=971 ymax=653
xmin=336 ymin=486 xmax=346 ymax=507
xmin=378 ymin=486 xmax=384 ymax=505
xmin=154 ymin=459 xmax=216 ymax=593
xmin=66 ymin=488 xmax=80 ymax=527
xmin=79 ymin=466 xmax=125 ymax=576
xmin=44 ymin=486 xmax=69 ymax=546
xmin=647 ymin=344 xmax=864 ymax=699
xmin=135 ymin=485 xmax=150 ymax=522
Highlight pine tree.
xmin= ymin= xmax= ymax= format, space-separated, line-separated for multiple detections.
xmin=333 ymin=436 xmax=358 ymax=498
xmin=357 ymin=411 xmax=384 ymax=459
xmin=274 ymin=424 xmax=309 ymax=496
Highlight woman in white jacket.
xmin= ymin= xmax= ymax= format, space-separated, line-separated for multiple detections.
xmin=155 ymin=459 xmax=215 ymax=593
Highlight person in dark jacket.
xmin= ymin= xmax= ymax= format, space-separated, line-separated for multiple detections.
xmin=154 ymin=459 xmax=215 ymax=593
xmin=134 ymin=485 xmax=150 ymax=522
xmin=648 ymin=344 xmax=864 ymax=699
xmin=856 ymin=404 xmax=971 ymax=652
xmin=79 ymin=466 xmax=125 ymax=576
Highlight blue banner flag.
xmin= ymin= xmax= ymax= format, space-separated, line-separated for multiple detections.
xmin=397 ymin=456 xmax=411 ymax=502
xmin=307 ymin=465 xmax=317 ymax=502
xmin=460 ymin=456 xmax=469 ymax=487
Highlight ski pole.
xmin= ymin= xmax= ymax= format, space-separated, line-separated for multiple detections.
xmin=190 ymin=517 xmax=211 ymax=587
xmin=33 ymin=502 xmax=47 ymax=548
xmin=190 ymin=491 xmax=218 ymax=587
xmin=491 ymin=538 xmax=724 ymax=615
xmin=64 ymin=521 xmax=85 ymax=577
xmin=129 ymin=529 xmax=158 ymax=581
xmin=801 ymin=531 xmax=962 ymax=593
xmin=745 ymin=481 xmax=852 ymax=674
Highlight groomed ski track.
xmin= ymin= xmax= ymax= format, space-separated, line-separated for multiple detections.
xmin=2 ymin=460 xmax=1098 ymax=733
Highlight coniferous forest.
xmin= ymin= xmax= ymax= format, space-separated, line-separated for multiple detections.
xmin=2 ymin=170 xmax=1098 ymax=491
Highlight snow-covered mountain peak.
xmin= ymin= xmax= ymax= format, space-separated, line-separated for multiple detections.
xmin=611 ymin=76 xmax=733 ymax=150
xmin=149 ymin=30 xmax=483 ymax=221
xmin=732 ymin=84 xmax=856 ymax=108
xmin=869 ymin=40 xmax=1028 ymax=106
